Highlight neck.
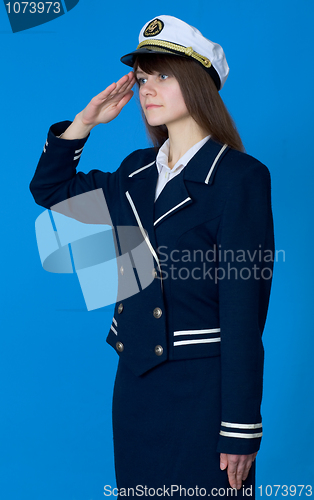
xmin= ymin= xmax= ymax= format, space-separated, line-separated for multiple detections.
xmin=166 ymin=118 xmax=209 ymax=169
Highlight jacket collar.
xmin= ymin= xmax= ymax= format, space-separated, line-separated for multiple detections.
xmin=183 ymin=138 xmax=229 ymax=185
xmin=127 ymin=138 xmax=228 ymax=185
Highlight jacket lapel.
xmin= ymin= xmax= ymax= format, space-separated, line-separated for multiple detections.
xmin=125 ymin=161 xmax=160 ymax=267
xmin=153 ymin=172 xmax=192 ymax=227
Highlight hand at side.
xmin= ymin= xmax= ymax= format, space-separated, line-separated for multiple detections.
xmin=220 ymin=452 xmax=258 ymax=490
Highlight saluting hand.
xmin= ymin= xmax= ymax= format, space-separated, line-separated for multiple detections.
xmin=61 ymin=71 xmax=136 ymax=140
xmin=220 ymin=452 xmax=258 ymax=490
xmin=78 ymin=71 xmax=136 ymax=127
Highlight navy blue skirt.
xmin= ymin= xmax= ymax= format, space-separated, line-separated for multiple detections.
xmin=112 ymin=356 xmax=255 ymax=497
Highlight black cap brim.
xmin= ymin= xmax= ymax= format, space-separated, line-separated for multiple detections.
xmin=120 ymin=46 xmax=191 ymax=67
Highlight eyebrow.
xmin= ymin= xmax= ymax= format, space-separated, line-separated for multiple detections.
xmin=134 ymin=70 xmax=146 ymax=78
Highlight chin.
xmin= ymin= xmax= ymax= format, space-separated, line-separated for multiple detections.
xmin=146 ymin=119 xmax=166 ymax=127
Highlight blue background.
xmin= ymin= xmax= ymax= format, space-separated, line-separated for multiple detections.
xmin=1 ymin=1 xmax=313 ymax=498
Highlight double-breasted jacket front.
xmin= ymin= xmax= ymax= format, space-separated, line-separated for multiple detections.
xmin=30 ymin=121 xmax=274 ymax=490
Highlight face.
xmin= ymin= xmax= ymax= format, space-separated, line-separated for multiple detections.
xmin=135 ymin=66 xmax=190 ymax=129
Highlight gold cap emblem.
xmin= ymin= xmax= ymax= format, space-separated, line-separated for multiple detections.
xmin=143 ymin=18 xmax=164 ymax=38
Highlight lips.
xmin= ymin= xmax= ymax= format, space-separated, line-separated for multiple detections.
xmin=146 ymin=104 xmax=162 ymax=109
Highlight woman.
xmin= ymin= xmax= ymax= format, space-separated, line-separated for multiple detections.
xmin=30 ymin=15 xmax=274 ymax=497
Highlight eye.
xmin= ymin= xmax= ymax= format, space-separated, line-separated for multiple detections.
xmin=159 ymin=74 xmax=168 ymax=80
xmin=137 ymin=77 xmax=147 ymax=86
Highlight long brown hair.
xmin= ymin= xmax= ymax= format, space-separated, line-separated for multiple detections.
xmin=133 ymin=54 xmax=244 ymax=152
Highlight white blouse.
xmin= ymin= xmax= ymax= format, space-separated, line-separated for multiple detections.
xmin=155 ymin=135 xmax=210 ymax=201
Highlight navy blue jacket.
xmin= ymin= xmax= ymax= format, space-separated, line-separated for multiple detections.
xmin=30 ymin=121 xmax=274 ymax=456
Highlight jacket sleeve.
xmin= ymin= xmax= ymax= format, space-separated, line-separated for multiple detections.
xmin=216 ymin=160 xmax=274 ymax=455
xmin=29 ymin=121 xmax=120 ymax=224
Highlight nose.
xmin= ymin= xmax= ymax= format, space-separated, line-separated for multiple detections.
xmin=140 ymin=77 xmax=157 ymax=97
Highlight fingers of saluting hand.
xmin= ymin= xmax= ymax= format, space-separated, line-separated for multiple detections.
xmin=114 ymin=89 xmax=134 ymax=111
xmin=220 ymin=453 xmax=256 ymax=490
xmin=113 ymin=71 xmax=136 ymax=95
xmin=81 ymin=72 xmax=136 ymax=126
xmin=96 ymin=72 xmax=136 ymax=102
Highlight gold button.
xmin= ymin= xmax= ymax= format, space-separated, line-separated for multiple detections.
xmin=120 ymin=266 xmax=124 ymax=275
xmin=155 ymin=345 xmax=163 ymax=356
xmin=116 ymin=341 xmax=124 ymax=352
xmin=152 ymin=268 xmax=157 ymax=278
xmin=153 ymin=307 xmax=162 ymax=319
xmin=203 ymin=59 xmax=211 ymax=67
xmin=118 ymin=303 xmax=124 ymax=314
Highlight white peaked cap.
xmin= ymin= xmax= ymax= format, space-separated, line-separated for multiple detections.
xmin=120 ymin=15 xmax=229 ymax=90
